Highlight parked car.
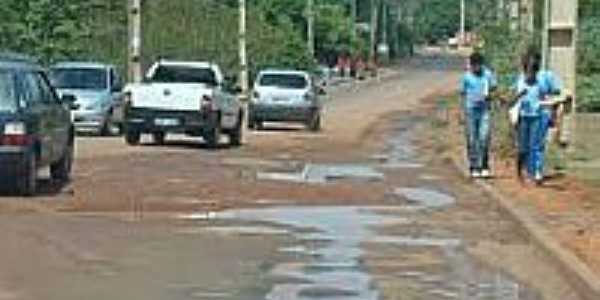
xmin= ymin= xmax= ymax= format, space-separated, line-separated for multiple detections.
xmin=123 ymin=60 xmax=244 ymax=148
xmin=249 ymin=69 xmax=325 ymax=131
xmin=0 ymin=54 xmax=76 ymax=196
xmin=49 ymin=62 xmax=124 ymax=136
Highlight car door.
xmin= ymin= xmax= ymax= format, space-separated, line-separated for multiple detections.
xmin=36 ymin=71 xmax=70 ymax=162
xmin=19 ymin=71 xmax=54 ymax=165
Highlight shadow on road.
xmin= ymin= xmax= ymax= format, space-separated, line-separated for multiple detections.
xmin=141 ymin=139 xmax=236 ymax=151
xmin=0 ymin=178 xmax=71 ymax=197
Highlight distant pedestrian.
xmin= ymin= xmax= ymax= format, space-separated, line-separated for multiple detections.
xmin=460 ymin=52 xmax=498 ymax=178
xmin=513 ymin=51 xmax=562 ymax=184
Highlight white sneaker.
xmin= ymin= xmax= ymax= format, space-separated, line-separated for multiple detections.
xmin=535 ymin=172 xmax=544 ymax=183
xmin=481 ymin=169 xmax=492 ymax=178
xmin=471 ymin=170 xmax=481 ymax=178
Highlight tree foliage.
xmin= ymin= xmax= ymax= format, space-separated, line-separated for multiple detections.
xmin=0 ymin=0 xmax=95 ymax=64
xmin=578 ymin=0 xmax=600 ymax=111
xmin=0 ymin=0 xmax=360 ymax=77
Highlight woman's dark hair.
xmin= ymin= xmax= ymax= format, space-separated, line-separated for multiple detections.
xmin=524 ymin=53 xmax=541 ymax=85
xmin=470 ymin=52 xmax=485 ymax=66
xmin=521 ymin=46 xmax=542 ymax=70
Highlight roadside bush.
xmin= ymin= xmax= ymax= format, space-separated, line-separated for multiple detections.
xmin=577 ymin=18 xmax=600 ymax=112
xmin=577 ymin=74 xmax=600 ymax=112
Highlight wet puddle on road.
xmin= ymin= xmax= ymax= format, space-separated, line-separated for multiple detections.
xmin=394 ymin=187 xmax=456 ymax=209
xmin=179 ymin=206 xmax=541 ymax=300
xmin=257 ymin=164 xmax=385 ymax=184
xmin=375 ymin=117 xmax=424 ymax=170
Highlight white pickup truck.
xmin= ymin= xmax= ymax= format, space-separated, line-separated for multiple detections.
xmin=123 ymin=60 xmax=244 ymax=148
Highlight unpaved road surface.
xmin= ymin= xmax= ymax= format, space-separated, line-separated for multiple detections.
xmin=0 ymin=54 xmax=584 ymax=300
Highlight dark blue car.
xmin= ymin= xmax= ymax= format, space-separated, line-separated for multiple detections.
xmin=0 ymin=54 xmax=76 ymax=196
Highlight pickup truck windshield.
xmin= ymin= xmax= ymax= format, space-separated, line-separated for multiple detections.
xmin=259 ymin=74 xmax=307 ymax=89
xmin=151 ymin=66 xmax=217 ymax=86
xmin=0 ymin=70 xmax=16 ymax=112
xmin=50 ymin=68 xmax=108 ymax=90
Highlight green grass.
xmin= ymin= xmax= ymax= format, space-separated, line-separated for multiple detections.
xmin=566 ymin=113 xmax=600 ymax=185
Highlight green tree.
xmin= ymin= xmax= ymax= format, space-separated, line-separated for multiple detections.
xmin=0 ymin=0 xmax=92 ymax=64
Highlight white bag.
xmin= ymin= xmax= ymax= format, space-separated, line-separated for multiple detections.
xmin=509 ymin=101 xmax=520 ymax=125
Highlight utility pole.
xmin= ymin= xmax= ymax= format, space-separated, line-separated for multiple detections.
xmin=307 ymin=0 xmax=315 ymax=58
xmin=380 ymin=1 xmax=389 ymax=61
xmin=239 ymin=0 xmax=248 ymax=99
xmin=128 ymin=0 xmax=143 ymax=83
xmin=541 ymin=0 xmax=550 ymax=69
xmin=351 ymin=0 xmax=357 ymax=37
xmin=369 ymin=0 xmax=379 ymax=61
xmin=497 ymin=0 xmax=506 ymax=20
xmin=382 ymin=1 xmax=388 ymax=46
xmin=460 ymin=0 xmax=466 ymax=46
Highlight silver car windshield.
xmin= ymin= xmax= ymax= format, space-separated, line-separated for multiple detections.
xmin=259 ymin=74 xmax=307 ymax=89
xmin=0 ymin=70 xmax=16 ymax=112
xmin=50 ymin=68 xmax=108 ymax=90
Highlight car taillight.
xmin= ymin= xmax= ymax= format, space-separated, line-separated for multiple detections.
xmin=1 ymin=135 xmax=32 ymax=146
xmin=1 ymin=122 xmax=31 ymax=146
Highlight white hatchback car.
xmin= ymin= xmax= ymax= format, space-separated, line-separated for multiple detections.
xmin=248 ymin=70 xmax=325 ymax=131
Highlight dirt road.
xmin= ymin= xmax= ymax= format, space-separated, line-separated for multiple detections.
xmin=0 ymin=54 xmax=585 ymax=300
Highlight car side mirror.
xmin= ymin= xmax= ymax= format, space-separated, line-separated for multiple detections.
xmin=61 ymin=94 xmax=79 ymax=110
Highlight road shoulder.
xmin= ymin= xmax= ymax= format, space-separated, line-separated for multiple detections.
xmin=420 ymin=93 xmax=600 ymax=300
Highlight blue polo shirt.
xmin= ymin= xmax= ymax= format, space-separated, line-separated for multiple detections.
xmin=514 ymin=71 xmax=562 ymax=117
xmin=461 ymin=68 xmax=497 ymax=109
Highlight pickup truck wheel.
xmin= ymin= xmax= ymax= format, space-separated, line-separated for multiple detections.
xmin=116 ymin=123 xmax=124 ymax=135
xmin=125 ymin=131 xmax=141 ymax=146
xmin=99 ymin=121 xmax=111 ymax=136
xmin=307 ymin=113 xmax=322 ymax=132
xmin=51 ymin=142 xmax=73 ymax=182
xmin=229 ymin=114 xmax=243 ymax=146
xmin=255 ymin=120 xmax=264 ymax=130
xmin=152 ymin=132 xmax=166 ymax=145
xmin=204 ymin=125 xmax=221 ymax=149
xmin=18 ymin=154 xmax=37 ymax=197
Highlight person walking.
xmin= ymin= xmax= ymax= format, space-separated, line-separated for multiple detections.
xmin=461 ymin=53 xmax=498 ymax=178
xmin=513 ymin=52 xmax=562 ymax=184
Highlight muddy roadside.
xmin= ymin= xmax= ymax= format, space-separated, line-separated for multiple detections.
xmin=418 ymin=93 xmax=600 ymax=290
xmin=0 ymin=57 xmax=462 ymax=214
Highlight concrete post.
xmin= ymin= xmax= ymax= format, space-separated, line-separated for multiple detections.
xmin=460 ymin=0 xmax=466 ymax=45
xmin=545 ymin=0 xmax=578 ymax=145
xmin=351 ymin=0 xmax=357 ymax=37
xmin=307 ymin=0 xmax=315 ymax=58
xmin=128 ymin=0 xmax=143 ymax=83
xmin=239 ymin=0 xmax=248 ymax=99
xmin=370 ymin=0 xmax=379 ymax=62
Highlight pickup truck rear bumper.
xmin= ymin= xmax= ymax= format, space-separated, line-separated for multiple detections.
xmin=125 ymin=107 xmax=217 ymax=134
